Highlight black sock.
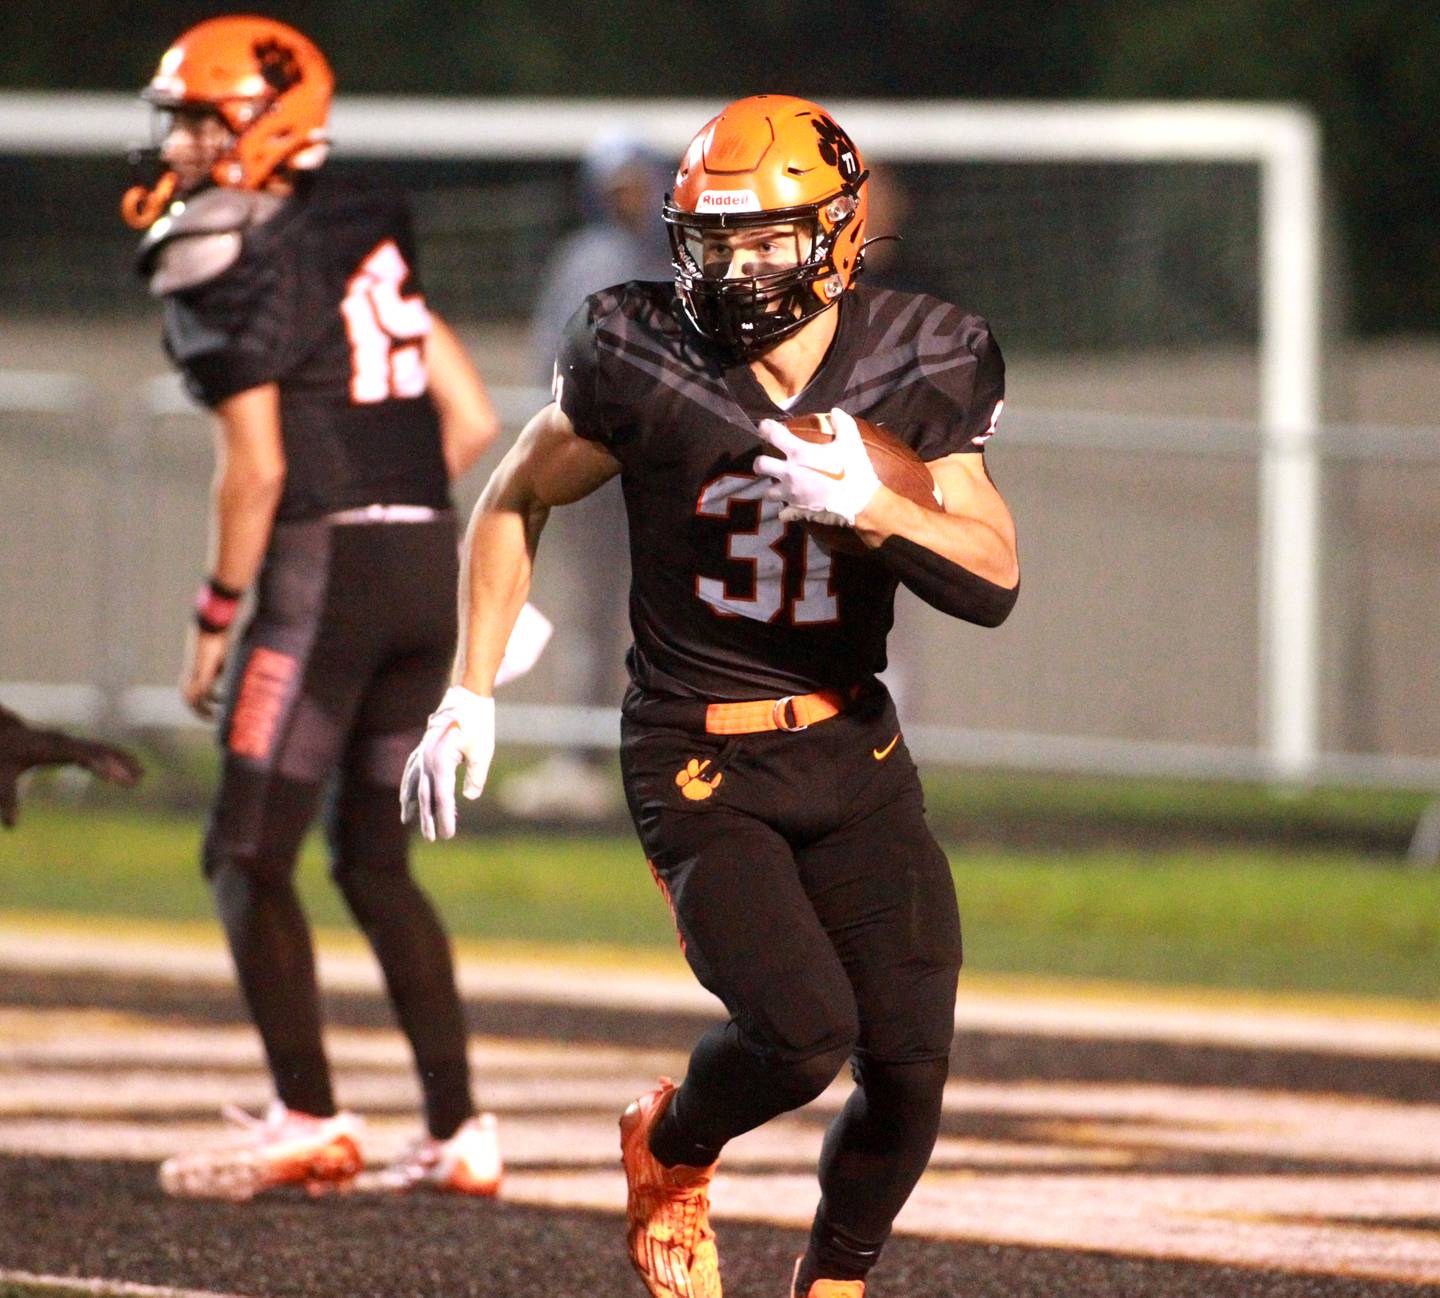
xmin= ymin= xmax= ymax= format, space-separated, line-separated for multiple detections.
xmin=328 ymin=780 xmax=477 ymax=1144
xmin=800 ymin=1057 xmax=950 ymax=1289
xmin=796 ymin=1214 xmax=883 ymax=1291
xmin=270 ymin=1050 xmax=337 ymax=1118
xmin=208 ymin=846 xmax=336 ymax=1121
xmin=419 ymin=1058 xmax=476 ymax=1140
xmin=647 ymin=1084 xmax=723 ymax=1168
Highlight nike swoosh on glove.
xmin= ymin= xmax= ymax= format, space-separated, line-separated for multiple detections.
xmin=753 ymin=408 xmax=881 ymax=527
xmin=399 ymin=686 xmax=495 ymax=841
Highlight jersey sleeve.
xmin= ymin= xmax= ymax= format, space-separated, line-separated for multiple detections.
xmin=552 ymin=296 xmax=609 ymax=445
xmin=161 ymin=245 xmax=303 ymax=409
xmin=383 ymin=192 xmax=428 ymax=302
xmin=910 ymin=310 xmax=1006 ymax=461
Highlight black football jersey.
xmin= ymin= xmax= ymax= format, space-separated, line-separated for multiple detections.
xmin=156 ymin=178 xmax=450 ymax=522
xmin=555 ymin=281 xmax=1004 ymax=701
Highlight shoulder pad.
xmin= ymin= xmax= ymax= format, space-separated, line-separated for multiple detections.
xmin=140 ymin=189 xmax=287 ymax=296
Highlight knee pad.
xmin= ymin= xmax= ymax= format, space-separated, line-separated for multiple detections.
xmin=851 ymin=1055 xmax=950 ymax=1130
xmin=326 ymin=778 xmax=408 ymax=885
xmin=203 ymin=768 xmax=318 ymax=885
xmin=771 ymin=1039 xmax=857 ymax=1108
xmin=202 ymin=832 xmax=295 ymax=891
xmin=203 ymin=845 xmax=305 ymax=953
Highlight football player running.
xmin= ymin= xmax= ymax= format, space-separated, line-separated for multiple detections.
xmin=404 ymin=96 xmax=1018 ymax=1297
xmin=127 ymin=17 xmax=502 ymax=1200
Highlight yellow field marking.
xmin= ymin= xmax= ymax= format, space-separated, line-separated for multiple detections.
xmin=0 ymin=910 xmax=691 ymax=975
xmin=8 ymin=916 xmax=1440 ymax=1063
xmin=4 ymin=908 xmax=1437 ymax=1026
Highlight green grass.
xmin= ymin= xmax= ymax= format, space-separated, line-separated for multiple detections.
xmin=3 ymin=805 xmax=1437 ymax=1001
xmin=921 ymin=768 xmax=1430 ymax=840
xmin=28 ymin=734 xmax=1433 ymax=848
xmin=957 ymin=851 xmax=1439 ymax=999
xmin=0 ymin=806 xmax=671 ymax=950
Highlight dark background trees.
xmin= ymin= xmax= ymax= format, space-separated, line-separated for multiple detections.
xmin=2 ymin=0 xmax=1433 ymax=334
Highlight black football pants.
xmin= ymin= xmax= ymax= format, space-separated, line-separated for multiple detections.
xmin=202 ymin=517 xmax=474 ymax=1138
xmin=621 ymin=684 xmax=962 ymax=1282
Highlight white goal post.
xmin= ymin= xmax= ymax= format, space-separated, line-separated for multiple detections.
xmin=0 ymin=93 xmax=1322 ymax=782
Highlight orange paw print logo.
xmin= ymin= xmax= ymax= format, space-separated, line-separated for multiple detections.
xmin=675 ymin=757 xmax=723 ymax=801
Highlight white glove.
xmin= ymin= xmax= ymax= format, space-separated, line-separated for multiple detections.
xmin=399 ymin=686 xmax=495 ymax=842
xmin=753 ymin=408 xmax=881 ymax=527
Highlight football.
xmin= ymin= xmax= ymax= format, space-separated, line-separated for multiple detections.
xmin=780 ymin=412 xmax=943 ymax=555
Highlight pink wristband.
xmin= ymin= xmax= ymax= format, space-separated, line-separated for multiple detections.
xmin=195 ymin=580 xmax=242 ymax=634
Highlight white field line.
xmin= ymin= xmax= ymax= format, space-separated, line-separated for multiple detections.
xmin=0 ymin=1012 xmax=672 ymax=1073
xmin=6 ymin=1009 xmax=1440 ymax=1283
xmin=502 ymin=1169 xmax=1440 ymax=1287
xmin=0 ymin=1269 xmax=249 ymax=1298
xmin=6 ymin=1072 xmax=1439 ymax=1170
xmin=7 ymin=1012 xmax=1440 ymax=1172
xmin=3 ymin=923 xmax=1438 ymax=1060
xmin=0 ymin=1114 xmax=1131 ymax=1171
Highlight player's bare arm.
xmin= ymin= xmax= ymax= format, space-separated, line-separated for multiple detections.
xmin=209 ymin=384 xmax=287 ymax=590
xmin=756 ymin=407 xmax=1019 ymax=626
xmin=183 ymin=383 xmax=286 ymax=718
xmin=401 ymin=402 xmax=617 ymax=839
xmin=457 ymin=401 xmax=619 ymax=696
xmin=855 ymin=451 xmax=1018 ymax=588
xmin=425 ymin=313 xmax=499 ymax=482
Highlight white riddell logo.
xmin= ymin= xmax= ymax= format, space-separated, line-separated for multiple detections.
xmin=696 ymin=190 xmax=761 ymax=212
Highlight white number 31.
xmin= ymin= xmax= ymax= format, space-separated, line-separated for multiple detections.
xmin=341 ymin=240 xmax=431 ymax=405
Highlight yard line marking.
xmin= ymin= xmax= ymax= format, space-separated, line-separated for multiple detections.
xmin=0 ymin=1269 xmax=251 ymax=1298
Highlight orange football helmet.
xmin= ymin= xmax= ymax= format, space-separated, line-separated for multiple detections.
xmin=663 ymin=95 xmax=869 ymax=356
xmin=122 ymin=15 xmax=333 ymax=229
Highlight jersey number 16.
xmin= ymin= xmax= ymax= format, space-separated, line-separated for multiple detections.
xmin=341 ymin=240 xmax=431 ymax=405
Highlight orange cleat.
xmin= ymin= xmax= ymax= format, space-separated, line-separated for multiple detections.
xmin=790 ymin=1259 xmax=865 ymax=1298
xmin=619 ymin=1077 xmax=722 ymax=1298
xmin=158 ymin=1100 xmax=364 ymax=1201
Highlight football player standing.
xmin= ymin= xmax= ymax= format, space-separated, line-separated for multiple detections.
xmin=126 ymin=17 xmax=502 ymax=1200
xmin=404 ymin=97 xmax=1018 ymax=1297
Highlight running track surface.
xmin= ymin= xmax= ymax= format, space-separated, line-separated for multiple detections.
xmin=2 ymin=925 xmax=1438 ymax=1298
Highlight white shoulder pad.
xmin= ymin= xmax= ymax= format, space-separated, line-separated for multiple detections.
xmin=143 ymin=189 xmax=287 ymax=296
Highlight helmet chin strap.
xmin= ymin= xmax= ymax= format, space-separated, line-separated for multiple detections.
xmin=859 ymin=233 xmax=902 ymax=255
xmin=120 ymin=170 xmax=178 ymax=230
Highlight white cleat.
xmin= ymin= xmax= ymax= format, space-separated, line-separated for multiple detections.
xmin=158 ymin=1101 xmax=365 ymax=1201
xmin=360 ymin=1112 xmax=502 ymax=1196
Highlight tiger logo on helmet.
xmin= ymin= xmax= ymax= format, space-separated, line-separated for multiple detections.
xmin=662 ymin=95 xmax=870 ymax=358
xmin=122 ymin=15 xmax=333 ymax=229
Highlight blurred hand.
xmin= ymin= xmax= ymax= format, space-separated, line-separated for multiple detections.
xmin=0 ymin=763 xmax=18 ymax=828
xmin=65 ymin=737 xmax=145 ymax=787
xmin=0 ymin=709 xmax=144 ymax=829
xmin=182 ymin=628 xmax=230 ymax=720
